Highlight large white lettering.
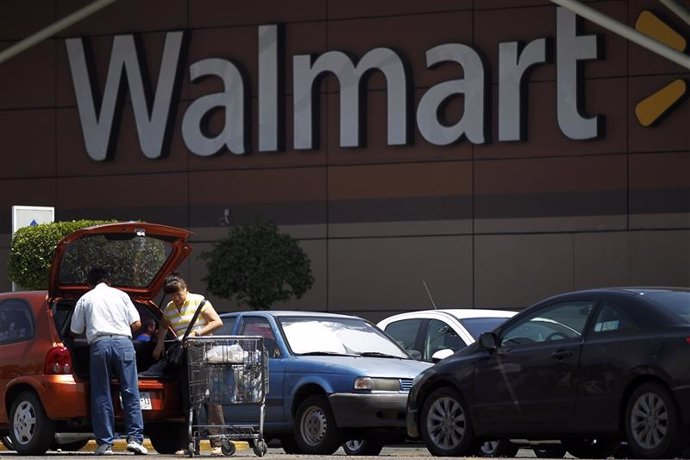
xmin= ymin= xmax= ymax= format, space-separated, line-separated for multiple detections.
xmin=65 ymin=8 xmax=601 ymax=161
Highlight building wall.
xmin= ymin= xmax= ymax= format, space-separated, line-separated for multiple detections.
xmin=1 ymin=0 xmax=689 ymax=320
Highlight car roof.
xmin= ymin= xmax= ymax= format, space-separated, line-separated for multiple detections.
xmin=49 ymin=222 xmax=193 ymax=300
xmin=220 ymin=310 xmax=364 ymax=320
xmin=377 ymin=308 xmax=516 ymax=326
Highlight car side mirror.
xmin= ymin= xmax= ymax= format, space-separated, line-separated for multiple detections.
xmin=479 ymin=332 xmax=498 ymax=351
xmin=431 ymin=348 xmax=454 ymax=363
xmin=407 ymin=349 xmax=422 ymax=360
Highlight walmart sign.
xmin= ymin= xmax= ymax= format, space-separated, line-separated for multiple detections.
xmin=66 ymin=8 xmax=601 ymax=161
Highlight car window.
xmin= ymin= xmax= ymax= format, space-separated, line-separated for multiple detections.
xmin=239 ymin=317 xmax=281 ymax=358
xmin=383 ymin=318 xmax=421 ymax=355
xmin=217 ymin=316 xmax=236 ymax=335
xmin=425 ymin=319 xmax=464 ymax=360
xmin=591 ymin=302 xmax=637 ymax=335
xmin=501 ymin=301 xmax=593 ymax=346
xmin=460 ymin=317 xmax=512 ymax=339
xmin=0 ymin=298 xmax=34 ymax=344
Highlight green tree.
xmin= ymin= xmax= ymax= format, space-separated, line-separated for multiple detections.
xmin=201 ymin=219 xmax=314 ymax=310
xmin=8 ymin=219 xmax=115 ymax=290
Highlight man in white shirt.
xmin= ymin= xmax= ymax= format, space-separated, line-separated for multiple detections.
xmin=70 ymin=267 xmax=148 ymax=456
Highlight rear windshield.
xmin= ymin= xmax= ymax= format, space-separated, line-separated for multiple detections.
xmin=642 ymin=291 xmax=690 ymax=324
xmin=459 ymin=317 xmax=512 ymax=339
xmin=58 ymin=233 xmax=173 ymax=288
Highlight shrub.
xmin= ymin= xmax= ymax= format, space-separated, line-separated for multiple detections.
xmin=8 ymin=219 xmax=116 ymax=290
xmin=201 ymin=219 xmax=314 ymax=310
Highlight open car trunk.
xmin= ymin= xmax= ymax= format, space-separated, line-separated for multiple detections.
xmin=52 ymin=299 xmax=175 ymax=379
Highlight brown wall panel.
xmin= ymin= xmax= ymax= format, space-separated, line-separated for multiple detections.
xmin=327 ymin=0 xmax=471 ymax=20
xmin=189 ymin=0 xmax=326 ymax=29
xmin=629 ymin=230 xmax=690 ymax=286
xmin=475 ymin=233 xmax=574 ymax=308
xmin=0 ymin=41 xmax=55 ymax=109
xmin=328 ymin=235 xmax=473 ymax=310
xmin=0 ymin=109 xmax=55 ymax=178
xmin=55 ymin=0 xmax=188 ymax=38
xmin=0 ymin=179 xmax=57 ymax=233
xmin=573 ymin=232 xmax=630 ymax=288
xmin=0 ymin=0 xmax=55 ymax=41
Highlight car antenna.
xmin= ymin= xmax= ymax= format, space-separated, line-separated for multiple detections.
xmin=423 ymin=280 xmax=438 ymax=310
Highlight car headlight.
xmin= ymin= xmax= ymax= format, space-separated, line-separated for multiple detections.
xmin=353 ymin=377 xmax=401 ymax=391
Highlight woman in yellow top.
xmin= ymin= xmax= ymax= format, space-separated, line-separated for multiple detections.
xmin=152 ymin=274 xmax=224 ymax=455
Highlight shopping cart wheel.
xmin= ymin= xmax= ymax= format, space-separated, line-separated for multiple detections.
xmin=253 ymin=440 xmax=268 ymax=457
xmin=188 ymin=441 xmax=196 ymax=457
xmin=221 ymin=441 xmax=236 ymax=456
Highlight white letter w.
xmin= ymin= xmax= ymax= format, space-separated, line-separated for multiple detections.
xmin=66 ymin=32 xmax=184 ymax=161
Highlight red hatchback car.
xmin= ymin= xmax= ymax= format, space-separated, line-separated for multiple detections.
xmin=0 ymin=222 xmax=193 ymax=455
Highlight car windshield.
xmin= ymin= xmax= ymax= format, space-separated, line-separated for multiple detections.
xmin=642 ymin=291 xmax=690 ymax=323
xmin=459 ymin=317 xmax=512 ymax=339
xmin=279 ymin=316 xmax=409 ymax=358
xmin=58 ymin=233 xmax=173 ymax=288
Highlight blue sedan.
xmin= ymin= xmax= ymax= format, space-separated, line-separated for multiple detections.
xmin=217 ymin=311 xmax=431 ymax=455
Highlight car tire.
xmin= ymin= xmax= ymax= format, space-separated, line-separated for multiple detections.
xmin=477 ymin=440 xmax=519 ymax=457
xmin=1 ymin=435 xmax=15 ymax=450
xmin=280 ymin=435 xmax=300 ymax=454
xmin=148 ymin=422 xmax=188 ymax=454
xmin=562 ymin=438 xmax=620 ymax=459
xmin=342 ymin=439 xmax=385 ymax=456
xmin=294 ymin=394 xmax=342 ymax=455
xmin=420 ymin=387 xmax=477 ymax=456
xmin=533 ymin=445 xmax=566 ymax=458
xmin=625 ymin=382 xmax=684 ymax=459
xmin=9 ymin=391 xmax=55 ymax=455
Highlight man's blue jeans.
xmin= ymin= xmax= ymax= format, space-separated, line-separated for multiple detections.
xmin=90 ymin=336 xmax=144 ymax=446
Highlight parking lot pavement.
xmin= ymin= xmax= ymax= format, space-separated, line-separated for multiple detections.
xmin=1 ymin=442 xmax=560 ymax=458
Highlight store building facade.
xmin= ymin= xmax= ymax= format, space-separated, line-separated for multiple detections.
xmin=1 ymin=0 xmax=689 ymax=320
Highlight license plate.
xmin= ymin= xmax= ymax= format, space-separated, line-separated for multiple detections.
xmin=119 ymin=392 xmax=152 ymax=410
xmin=140 ymin=392 xmax=152 ymax=410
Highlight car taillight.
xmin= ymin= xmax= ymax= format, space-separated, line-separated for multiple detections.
xmin=45 ymin=346 xmax=73 ymax=374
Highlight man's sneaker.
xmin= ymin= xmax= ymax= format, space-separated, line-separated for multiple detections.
xmin=95 ymin=444 xmax=113 ymax=456
xmin=126 ymin=440 xmax=148 ymax=455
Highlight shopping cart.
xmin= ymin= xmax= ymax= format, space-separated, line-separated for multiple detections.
xmin=185 ymin=336 xmax=268 ymax=457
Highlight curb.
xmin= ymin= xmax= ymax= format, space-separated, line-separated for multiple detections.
xmin=1 ymin=439 xmax=249 ymax=453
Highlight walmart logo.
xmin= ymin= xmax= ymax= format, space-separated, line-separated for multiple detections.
xmin=634 ymin=10 xmax=688 ymax=127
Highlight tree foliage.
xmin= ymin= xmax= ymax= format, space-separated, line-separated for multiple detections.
xmin=201 ymin=220 xmax=314 ymax=310
xmin=8 ymin=219 xmax=115 ymax=290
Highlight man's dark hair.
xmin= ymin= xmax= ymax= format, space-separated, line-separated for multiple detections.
xmin=87 ymin=267 xmax=109 ymax=287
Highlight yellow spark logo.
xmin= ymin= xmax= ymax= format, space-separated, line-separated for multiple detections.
xmin=634 ymin=10 xmax=688 ymax=127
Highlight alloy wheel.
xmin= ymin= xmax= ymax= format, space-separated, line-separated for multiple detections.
xmin=629 ymin=391 xmax=668 ymax=450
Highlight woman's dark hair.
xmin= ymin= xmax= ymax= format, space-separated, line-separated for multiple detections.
xmin=163 ymin=274 xmax=187 ymax=294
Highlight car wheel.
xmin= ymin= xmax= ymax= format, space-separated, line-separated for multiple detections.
xmin=148 ymin=422 xmax=188 ymax=454
xmin=280 ymin=435 xmax=300 ymax=454
xmin=420 ymin=387 xmax=477 ymax=456
xmin=9 ymin=391 xmax=55 ymax=455
xmin=562 ymin=438 xmax=620 ymax=458
xmin=625 ymin=382 xmax=684 ymax=459
xmin=294 ymin=394 xmax=342 ymax=455
xmin=342 ymin=439 xmax=385 ymax=456
xmin=477 ymin=440 xmax=519 ymax=457
xmin=533 ymin=445 xmax=566 ymax=458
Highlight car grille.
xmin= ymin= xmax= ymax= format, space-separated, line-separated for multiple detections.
xmin=399 ymin=378 xmax=414 ymax=392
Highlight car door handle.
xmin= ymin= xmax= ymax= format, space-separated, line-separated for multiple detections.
xmin=551 ymin=349 xmax=574 ymax=360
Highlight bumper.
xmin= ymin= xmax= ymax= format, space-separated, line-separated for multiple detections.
xmin=328 ymin=393 xmax=408 ymax=428
xmin=406 ymin=407 xmax=419 ymax=438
